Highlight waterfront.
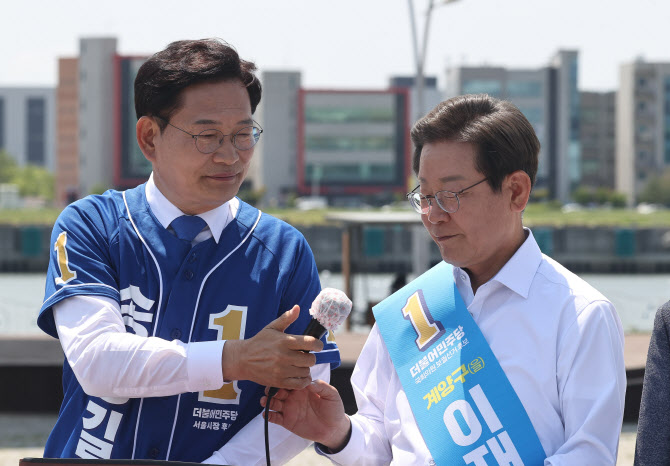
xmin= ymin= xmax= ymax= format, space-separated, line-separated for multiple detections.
xmin=1 ymin=272 xmax=669 ymax=335
xmin=0 ymin=272 xmax=655 ymax=466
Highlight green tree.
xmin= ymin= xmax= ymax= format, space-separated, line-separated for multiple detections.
xmin=529 ymin=187 xmax=550 ymax=203
xmin=572 ymin=186 xmax=594 ymax=205
xmin=0 ymin=151 xmax=56 ymax=201
xmin=610 ymin=192 xmax=627 ymax=208
xmin=572 ymin=185 xmax=628 ymax=207
xmin=12 ymin=165 xmax=55 ymax=201
xmin=0 ymin=150 xmax=18 ymax=183
xmin=89 ymin=183 xmax=110 ymax=195
xmin=639 ymin=170 xmax=670 ymax=206
xmin=238 ymin=187 xmax=266 ymax=207
xmin=595 ymin=187 xmax=611 ymax=205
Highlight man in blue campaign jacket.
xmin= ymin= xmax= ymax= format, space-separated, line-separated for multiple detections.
xmin=37 ymin=38 xmax=340 ymax=465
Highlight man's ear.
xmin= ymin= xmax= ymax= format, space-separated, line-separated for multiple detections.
xmin=136 ymin=116 xmax=159 ymax=163
xmin=506 ymin=170 xmax=532 ymax=213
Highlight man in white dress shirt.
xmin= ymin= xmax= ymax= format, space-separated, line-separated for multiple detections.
xmin=37 ymin=38 xmax=340 ymax=464
xmin=264 ymin=94 xmax=626 ymax=465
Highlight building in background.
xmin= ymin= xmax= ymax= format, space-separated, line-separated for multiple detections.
xmin=48 ymin=39 xmax=670 ymax=209
xmin=56 ymin=38 xmax=149 ymax=202
xmin=616 ymin=59 xmax=670 ymax=205
xmin=389 ymin=75 xmax=442 ymax=126
xmin=250 ymin=71 xmax=302 ymax=206
xmin=298 ymin=88 xmax=411 ymax=206
xmin=0 ymin=87 xmax=55 ymax=171
xmin=445 ymin=50 xmax=580 ymax=202
xmin=552 ymin=51 xmax=581 ymax=203
xmin=254 ymin=72 xmax=426 ymax=207
xmin=56 ymin=55 xmax=433 ymax=208
xmin=77 ymin=38 xmax=118 ymax=197
xmin=580 ymin=91 xmax=615 ymax=189
xmin=446 ymin=65 xmax=551 ymax=198
xmin=115 ymin=55 xmax=150 ymax=189
xmin=55 ymin=58 xmax=79 ymax=205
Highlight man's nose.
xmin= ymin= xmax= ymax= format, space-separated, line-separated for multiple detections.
xmin=211 ymin=136 xmax=239 ymax=164
xmin=426 ymin=203 xmax=450 ymax=224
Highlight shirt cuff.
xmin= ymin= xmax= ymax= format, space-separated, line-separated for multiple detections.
xmin=315 ymin=415 xmax=363 ymax=462
xmin=315 ymin=417 xmax=352 ymax=455
xmin=186 ymin=339 xmax=225 ymax=392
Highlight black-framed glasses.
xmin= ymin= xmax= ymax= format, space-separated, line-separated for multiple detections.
xmin=407 ymin=178 xmax=489 ymax=215
xmin=155 ymin=116 xmax=263 ymax=153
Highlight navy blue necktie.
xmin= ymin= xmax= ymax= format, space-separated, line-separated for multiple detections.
xmin=171 ymin=215 xmax=207 ymax=242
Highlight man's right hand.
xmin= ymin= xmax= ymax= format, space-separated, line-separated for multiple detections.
xmin=220 ymin=305 xmax=324 ymax=389
xmin=261 ymin=380 xmax=352 ymax=451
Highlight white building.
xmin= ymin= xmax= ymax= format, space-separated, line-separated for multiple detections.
xmin=445 ymin=50 xmax=581 ymax=202
xmin=250 ymin=71 xmax=302 ymax=206
xmin=0 ymin=87 xmax=55 ymax=171
xmin=77 ymin=37 xmax=118 ymax=196
xmin=616 ymin=59 xmax=670 ymax=205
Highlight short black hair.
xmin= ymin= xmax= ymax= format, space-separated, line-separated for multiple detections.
xmin=134 ymin=38 xmax=262 ymax=129
xmin=411 ymin=94 xmax=539 ymax=191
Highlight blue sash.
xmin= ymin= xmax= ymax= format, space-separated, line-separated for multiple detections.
xmin=373 ymin=262 xmax=546 ymax=465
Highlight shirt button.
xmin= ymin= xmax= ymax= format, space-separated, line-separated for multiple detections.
xmin=170 ymin=328 xmax=182 ymax=339
xmin=149 ymin=448 xmax=160 ymax=459
xmin=184 ymin=270 xmax=194 ymax=280
xmin=188 ymin=253 xmax=198 ymax=263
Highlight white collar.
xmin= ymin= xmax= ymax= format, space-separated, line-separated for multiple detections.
xmin=453 ymin=228 xmax=541 ymax=299
xmin=490 ymin=228 xmax=542 ymax=299
xmin=144 ymin=172 xmax=238 ymax=243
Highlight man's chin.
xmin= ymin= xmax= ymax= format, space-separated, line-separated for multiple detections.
xmin=438 ymin=251 xmax=469 ymax=269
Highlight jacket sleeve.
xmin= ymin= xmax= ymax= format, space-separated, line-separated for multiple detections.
xmin=635 ymin=302 xmax=670 ymax=465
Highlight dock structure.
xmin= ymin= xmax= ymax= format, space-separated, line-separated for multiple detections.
xmin=325 ymin=211 xmax=428 ymax=320
xmin=4 ymin=221 xmax=670 ymax=274
xmin=0 ymin=332 xmax=652 ymax=422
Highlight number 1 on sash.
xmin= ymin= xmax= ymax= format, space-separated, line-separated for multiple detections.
xmin=402 ymin=290 xmax=446 ymax=351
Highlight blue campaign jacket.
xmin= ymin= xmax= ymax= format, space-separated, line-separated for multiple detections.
xmin=38 ymin=184 xmax=340 ymax=461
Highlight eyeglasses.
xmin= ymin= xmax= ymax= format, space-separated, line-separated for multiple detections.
xmin=155 ymin=116 xmax=263 ymax=153
xmin=407 ymin=178 xmax=489 ymax=215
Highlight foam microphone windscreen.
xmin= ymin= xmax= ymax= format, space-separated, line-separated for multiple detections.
xmin=309 ymin=288 xmax=352 ymax=332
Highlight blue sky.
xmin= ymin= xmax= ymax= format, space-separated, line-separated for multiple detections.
xmin=2 ymin=0 xmax=668 ymax=91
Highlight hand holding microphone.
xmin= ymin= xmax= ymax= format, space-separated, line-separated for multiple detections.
xmin=263 ymin=289 xmax=352 ymax=465
xmin=268 ymin=288 xmax=352 ymax=397
xmin=221 ymin=288 xmax=351 ymax=390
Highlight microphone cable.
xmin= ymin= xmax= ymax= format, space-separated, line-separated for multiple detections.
xmin=264 ymin=389 xmax=276 ymax=466
xmin=262 ymin=288 xmax=351 ymax=466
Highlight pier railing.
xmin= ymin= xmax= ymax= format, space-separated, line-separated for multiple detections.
xmin=2 ymin=223 xmax=670 ymax=274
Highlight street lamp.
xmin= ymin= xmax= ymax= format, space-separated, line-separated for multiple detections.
xmin=407 ymin=0 xmax=461 ymax=123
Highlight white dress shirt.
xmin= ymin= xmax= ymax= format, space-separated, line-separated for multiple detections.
xmin=54 ymin=173 xmax=329 ymax=464
xmin=323 ymin=229 xmax=625 ymax=466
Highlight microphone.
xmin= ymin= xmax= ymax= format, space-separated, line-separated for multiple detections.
xmin=302 ymin=287 xmax=352 ymax=340
xmin=265 ymin=288 xmax=352 ymax=465
xmin=268 ymin=288 xmax=352 ymax=396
